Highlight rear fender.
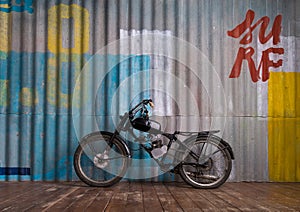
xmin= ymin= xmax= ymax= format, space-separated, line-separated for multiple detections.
xmin=181 ymin=131 xmax=234 ymax=160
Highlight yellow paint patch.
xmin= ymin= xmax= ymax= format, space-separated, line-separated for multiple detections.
xmin=268 ymin=72 xmax=300 ymax=181
xmin=48 ymin=4 xmax=89 ymax=54
xmin=20 ymin=87 xmax=38 ymax=106
xmin=0 ymin=12 xmax=11 ymax=52
xmin=0 ymin=4 xmax=9 ymax=9
xmin=0 ymin=79 xmax=8 ymax=106
xmin=46 ymin=54 xmax=82 ymax=108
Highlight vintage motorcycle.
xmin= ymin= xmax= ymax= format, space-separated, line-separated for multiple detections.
xmin=74 ymin=99 xmax=234 ymax=188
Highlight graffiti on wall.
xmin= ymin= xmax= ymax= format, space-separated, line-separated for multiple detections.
xmin=0 ymin=4 xmax=90 ymax=110
xmin=0 ymin=3 xmax=152 ymax=180
xmin=227 ymin=9 xmax=284 ymax=82
xmin=0 ymin=3 xmax=91 ymax=179
xmin=47 ymin=4 xmax=90 ymax=108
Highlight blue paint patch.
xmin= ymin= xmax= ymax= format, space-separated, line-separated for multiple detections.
xmin=96 ymin=55 xmax=151 ymax=116
xmin=0 ymin=0 xmax=34 ymax=14
xmin=0 ymin=167 xmax=30 ymax=175
xmin=0 ymin=51 xmax=91 ymax=114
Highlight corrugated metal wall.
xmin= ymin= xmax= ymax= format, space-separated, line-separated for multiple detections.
xmin=0 ymin=0 xmax=299 ymax=182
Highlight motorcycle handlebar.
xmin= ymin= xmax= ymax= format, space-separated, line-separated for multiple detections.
xmin=129 ymin=99 xmax=154 ymax=115
xmin=142 ymin=99 xmax=152 ymax=104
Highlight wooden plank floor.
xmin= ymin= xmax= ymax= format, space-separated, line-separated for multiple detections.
xmin=0 ymin=182 xmax=299 ymax=211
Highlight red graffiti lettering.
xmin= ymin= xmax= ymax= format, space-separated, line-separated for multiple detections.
xmin=229 ymin=47 xmax=284 ymax=82
xmin=227 ymin=9 xmax=282 ymax=45
xmin=227 ymin=9 xmax=284 ymax=82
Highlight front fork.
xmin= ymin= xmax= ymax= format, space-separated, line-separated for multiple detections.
xmin=107 ymin=112 xmax=129 ymax=146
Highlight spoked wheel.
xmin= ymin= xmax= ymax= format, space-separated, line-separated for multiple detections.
xmin=74 ymin=132 xmax=129 ymax=187
xmin=179 ymin=136 xmax=232 ymax=189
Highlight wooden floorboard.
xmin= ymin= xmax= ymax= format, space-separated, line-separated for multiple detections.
xmin=124 ymin=182 xmax=143 ymax=212
xmin=153 ymin=183 xmax=184 ymax=211
xmin=142 ymin=182 xmax=163 ymax=212
xmin=0 ymin=182 xmax=299 ymax=211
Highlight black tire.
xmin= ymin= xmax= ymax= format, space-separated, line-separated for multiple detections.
xmin=74 ymin=132 xmax=129 ymax=187
xmin=179 ymin=136 xmax=232 ymax=189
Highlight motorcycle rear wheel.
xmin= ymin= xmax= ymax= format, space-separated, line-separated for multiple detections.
xmin=179 ymin=136 xmax=232 ymax=189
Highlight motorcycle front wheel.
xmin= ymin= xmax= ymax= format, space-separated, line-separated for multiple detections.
xmin=74 ymin=132 xmax=129 ymax=187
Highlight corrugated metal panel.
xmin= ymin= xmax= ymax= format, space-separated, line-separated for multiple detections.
xmin=0 ymin=0 xmax=299 ymax=182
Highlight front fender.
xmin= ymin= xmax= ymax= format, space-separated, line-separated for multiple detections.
xmin=81 ymin=131 xmax=132 ymax=159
